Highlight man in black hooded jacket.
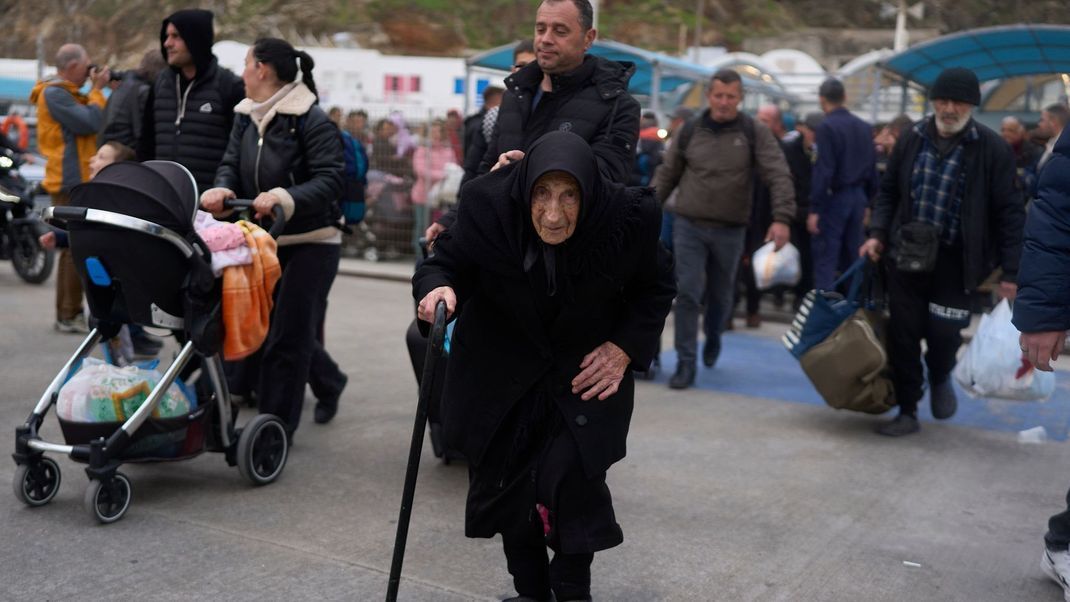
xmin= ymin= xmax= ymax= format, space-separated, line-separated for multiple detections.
xmin=424 ymin=0 xmax=640 ymax=242
xmin=138 ymin=9 xmax=244 ymax=194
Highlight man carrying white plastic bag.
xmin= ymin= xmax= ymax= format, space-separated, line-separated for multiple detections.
xmin=953 ymin=299 xmax=1056 ymax=401
xmin=751 ymin=241 xmax=801 ymax=290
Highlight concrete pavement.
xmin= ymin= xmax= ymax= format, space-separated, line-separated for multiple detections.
xmin=1 ymin=261 xmax=1068 ymax=601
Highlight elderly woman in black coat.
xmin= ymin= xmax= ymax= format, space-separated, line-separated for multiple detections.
xmin=414 ymin=131 xmax=675 ymax=601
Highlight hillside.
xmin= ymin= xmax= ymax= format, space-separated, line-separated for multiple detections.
xmin=2 ymin=0 xmax=1066 ymax=68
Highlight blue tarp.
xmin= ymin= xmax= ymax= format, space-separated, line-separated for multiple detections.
xmin=882 ymin=24 xmax=1070 ymax=88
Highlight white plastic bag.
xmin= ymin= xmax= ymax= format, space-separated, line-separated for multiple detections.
xmin=752 ymin=241 xmax=801 ymax=290
xmin=429 ymin=163 xmax=465 ymax=208
xmin=57 ymin=358 xmax=193 ymax=422
xmin=953 ymin=299 xmax=1056 ymax=401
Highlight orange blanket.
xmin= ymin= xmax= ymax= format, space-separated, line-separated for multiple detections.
xmin=221 ymin=221 xmax=281 ymax=360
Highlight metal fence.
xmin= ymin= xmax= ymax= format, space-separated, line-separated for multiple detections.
xmin=337 ymin=107 xmax=465 ymax=262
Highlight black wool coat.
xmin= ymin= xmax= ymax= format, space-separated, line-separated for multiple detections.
xmin=413 ymin=167 xmax=674 ymax=479
xmin=869 ymin=117 xmax=1024 ymax=289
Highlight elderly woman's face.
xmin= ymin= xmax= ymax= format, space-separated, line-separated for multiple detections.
xmin=531 ymin=171 xmax=580 ymax=245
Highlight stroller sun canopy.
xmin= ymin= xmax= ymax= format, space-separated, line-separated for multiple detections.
xmin=68 ymin=161 xmax=200 ymax=233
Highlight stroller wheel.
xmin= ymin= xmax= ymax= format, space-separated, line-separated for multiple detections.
xmin=13 ymin=457 xmax=61 ymax=507
xmin=237 ymin=414 xmax=288 ymax=486
xmin=83 ymin=472 xmax=132 ymax=524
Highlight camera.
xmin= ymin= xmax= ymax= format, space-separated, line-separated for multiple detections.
xmin=88 ymin=64 xmax=125 ymax=81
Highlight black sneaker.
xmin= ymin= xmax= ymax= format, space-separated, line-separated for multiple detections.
xmin=929 ymin=377 xmax=958 ymax=420
xmin=131 ymin=332 xmax=163 ymax=357
xmin=702 ymin=339 xmax=720 ymax=368
xmin=314 ymin=374 xmax=348 ymax=424
xmin=876 ymin=413 xmax=920 ymax=437
xmin=669 ymin=363 xmax=695 ymax=390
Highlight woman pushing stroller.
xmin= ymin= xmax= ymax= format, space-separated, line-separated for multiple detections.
xmin=414 ymin=132 xmax=675 ymax=601
xmin=200 ymin=38 xmax=347 ymax=442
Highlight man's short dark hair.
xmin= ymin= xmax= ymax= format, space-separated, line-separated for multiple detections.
xmin=348 ymin=109 xmax=368 ymax=119
xmin=483 ymin=85 xmax=504 ymax=103
xmin=819 ymin=78 xmax=846 ymax=104
xmin=542 ymin=0 xmax=594 ymax=31
xmin=1044 ymin=103 xmax=1070 ymax=128
xmin=711 ymin=68 xmax=742 ymax=89
xmin=513 ymin=39 xmax=535 ymax=62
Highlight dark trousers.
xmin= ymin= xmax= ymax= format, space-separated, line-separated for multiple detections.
xmin=504 ymin=519 xmax=594 ymax=601
xmin=885 ymin=245 xmax=971 ymax=416
xmin=1046 ymin=488 xmax=1070 ymax=551
xmin=257 ymin=243 xmax=341 ymax=433
xmin=812 ymin=189 xmax=867 ymax=290
xmin=672 ymin=216 xmax=747 ymax=366
xmin=308 ymin=297 xmax=346 ymax=401
xmin=52 ymin=192 xmax=84 ymax=320
xmin=791 ymin=220 xmax=814 ymax=305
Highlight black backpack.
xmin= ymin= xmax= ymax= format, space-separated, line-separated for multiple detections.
xmin=674 ymin=112 xmax=757 ymax=167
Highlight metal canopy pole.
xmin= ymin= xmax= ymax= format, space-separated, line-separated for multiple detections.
xmin=870 ymin=67 xmax=881 ymax=123
xmin=651 ymin=63 xmax=662 ymax=116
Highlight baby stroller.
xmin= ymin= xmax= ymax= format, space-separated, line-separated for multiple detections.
xmin=13 ymin=161 xmax=289 ymax=524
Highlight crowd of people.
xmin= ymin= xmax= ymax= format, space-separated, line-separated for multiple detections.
xmin=20 ymin=0 xmax=1070 ymax=599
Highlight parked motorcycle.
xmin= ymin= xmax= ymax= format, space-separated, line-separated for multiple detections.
xmin=0 ymin=148 xmax=53 ymax=283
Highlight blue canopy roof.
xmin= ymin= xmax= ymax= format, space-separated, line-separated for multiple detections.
xmin=466 ymin=39 xmax=792 ymax=101
xmin=882 ymin=24 xmax=1070 ymax=88
xmin=0 ymin=77 xmax=36 ymax=101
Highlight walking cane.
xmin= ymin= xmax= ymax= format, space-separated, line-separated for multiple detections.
xmin=386 ymin=299 xmax=447 ymax=602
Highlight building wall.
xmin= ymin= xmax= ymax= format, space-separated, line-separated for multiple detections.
xmin=214 ymin=41 xmax=501 ymax=120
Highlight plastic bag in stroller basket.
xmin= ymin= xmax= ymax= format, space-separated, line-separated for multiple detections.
xmin=58 ymin=358 xmax=195 ymax=423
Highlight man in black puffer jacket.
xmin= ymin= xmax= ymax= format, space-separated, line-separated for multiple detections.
xmin=425 ymin=0 xmax=640 ymax=242
xmin=138 ymin=9 xmax=244 ymax=194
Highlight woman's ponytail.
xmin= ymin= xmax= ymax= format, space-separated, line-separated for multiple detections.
xmin=297 ymin=50 xmax=317 ymax=99
xmin=252 ymin=38 xmax=318 ymax=100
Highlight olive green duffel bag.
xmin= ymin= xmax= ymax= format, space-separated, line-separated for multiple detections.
xmin=799 ymin=309 xmax=896 ymax=414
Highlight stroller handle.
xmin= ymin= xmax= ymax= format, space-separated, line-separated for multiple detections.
xmin=223 ymin=198 xmax=287 ymax=239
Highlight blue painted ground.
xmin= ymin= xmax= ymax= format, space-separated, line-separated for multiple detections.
xmin=653 ymin=331 xmax=1070 ymax=441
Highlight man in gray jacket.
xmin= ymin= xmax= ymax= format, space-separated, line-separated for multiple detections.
xmin=653 ymin=69 xmax=795 ymax=389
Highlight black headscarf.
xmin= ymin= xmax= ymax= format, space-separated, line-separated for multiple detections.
xmin=444 ymin=131 xmax=642 ymax=300
xmin=515 ymin=131 xmax=601 ymax=296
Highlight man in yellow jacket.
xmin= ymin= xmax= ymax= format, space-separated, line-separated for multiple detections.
xmin=30 ymin=44 xmax=109 ymax=333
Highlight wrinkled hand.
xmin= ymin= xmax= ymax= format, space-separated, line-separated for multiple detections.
xmin=572 ymin=342 xmax=630 ymax=401
xmin=999 ymin=281 xmax=1017 ymax=301
xmin=424 ymin=222 xmax=447 ymax=249
xmin=807 ymin=213 xmax=820 ymax=235
xmin=490 ymin=150 xmax=525 ymax=172
xmin=253 ymin=191 xmax=282 ymax=219
xmin=200 ymin=187 xmax=235 ymax=213
xmin=1021 ymin=331 xmax=1066 ymax=372
xmin=766 ymin=222 xmax=790 ymax=251
xmin=38 ymin=231 xmax=56 ymax=250
xmin=859 ymin=238 xmax=883 ymax=261
xmin=417 ymin=286 xmax=456 ymax=323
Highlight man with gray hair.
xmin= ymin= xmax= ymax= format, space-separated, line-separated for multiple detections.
xmin=1000 ymin=115 xmax=1042 ymax=198
xmin=30 ymin=43 xmax=110 ymax=333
